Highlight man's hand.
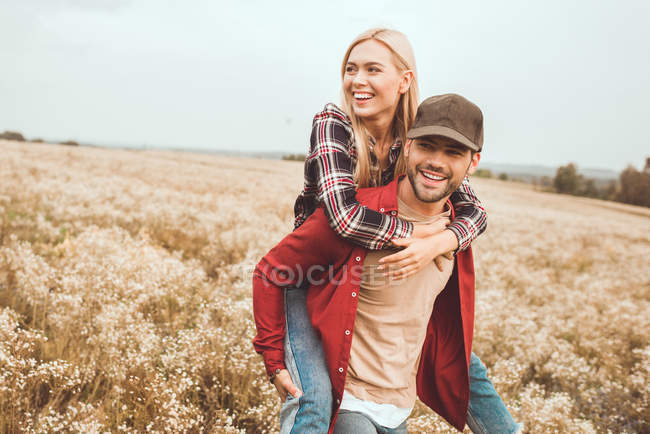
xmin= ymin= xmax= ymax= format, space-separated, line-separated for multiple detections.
xmin=272 ymin=369 xmax=303 ymax=402
xmin=379 ymin=228 xmax=458 ymax=280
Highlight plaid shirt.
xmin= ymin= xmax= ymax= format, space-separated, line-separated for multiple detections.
xmin=293 ymin=103 xmax=486 ymax=251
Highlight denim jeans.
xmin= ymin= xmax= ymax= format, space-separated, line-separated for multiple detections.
xmin=280 ymin=287 xmax=333 ymax=433
xmin=334 ymin=410 xmax=407 ymax=434
xmin=466 ymin=353 xmax=524 ymax=434
xmin=281 ymin=287 xmax=522 ymax=434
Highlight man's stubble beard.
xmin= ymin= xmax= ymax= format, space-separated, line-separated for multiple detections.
xmin=406 ymin=163 xmax=466 ymax=203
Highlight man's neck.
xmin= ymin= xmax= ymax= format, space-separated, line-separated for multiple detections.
xmin=397 ymin=177 xmax=447 ymax=216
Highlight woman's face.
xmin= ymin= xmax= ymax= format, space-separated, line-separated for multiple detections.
xmin=343 ymin=39 xmax=410 ymax=123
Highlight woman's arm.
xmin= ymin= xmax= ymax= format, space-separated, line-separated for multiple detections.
xmin=377 ymin=177 xmax=487 ymax=280
xmin=307 ymin=105 xmax=413 ymax=250
xmin=447 ymin=176 xmax=487 ymax=252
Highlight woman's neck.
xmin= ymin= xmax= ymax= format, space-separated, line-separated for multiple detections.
xmin=364 ymin=115 xmax=394 ymax=153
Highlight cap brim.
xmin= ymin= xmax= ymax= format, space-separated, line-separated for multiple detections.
xmin=406 ymin=126 xmax=481 ymax=152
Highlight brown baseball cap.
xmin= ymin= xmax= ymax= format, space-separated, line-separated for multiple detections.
xmin=407 ymin=93 xmax=484 ymax=152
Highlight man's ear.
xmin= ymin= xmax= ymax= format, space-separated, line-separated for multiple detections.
xmin=404 ymin=139 xmax=413 ymax=157
xmin=466 ymin=152 xmax=481 ymax=176
xmin=399 ymin=70 xmax=414 ymax=94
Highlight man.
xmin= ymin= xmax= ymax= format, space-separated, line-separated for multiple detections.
xmin=253 ymin=94 xmax=521 ymax=433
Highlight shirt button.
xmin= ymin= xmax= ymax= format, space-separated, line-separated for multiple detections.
xmin=355 ymin=256 xmax=361 ymax=262
xmin=345 ymin=330 xmax=351 ymax=335
xmin=338 ymin=367 xmax=344 ymax=373
xmin=390 ymin=210 xmax=397 ymax=216
xmin=380 ymin=207 xmax=385 ymax=212
xmin=336 ymin=398 xmax=341 ymax=405
xmin=351 ymin=292 xmax=357 ymax=297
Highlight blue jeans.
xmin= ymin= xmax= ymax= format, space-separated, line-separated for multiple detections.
xmin=334 ymin=410 xmax=407 ymax=434
xmin=466 ymin=354 xmax=524 ymax=434
xmin=281 ymin=288 xmax=522 ymax=434
xmin=280 ymin=287 xmax=333 ymax=433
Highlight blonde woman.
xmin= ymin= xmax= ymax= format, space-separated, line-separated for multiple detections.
xmin=256 ymin=28 xmax=521 ymax=433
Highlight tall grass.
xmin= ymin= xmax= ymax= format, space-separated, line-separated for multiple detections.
xmin=0 ymin=139 xmax=648 ymax=432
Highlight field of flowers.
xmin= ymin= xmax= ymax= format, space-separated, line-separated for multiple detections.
xmin=1 ymin=139 xmax=648 ymax=433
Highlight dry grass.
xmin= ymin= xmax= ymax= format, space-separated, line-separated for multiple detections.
xmin=0 ymin=139 xmax=648 ymax=433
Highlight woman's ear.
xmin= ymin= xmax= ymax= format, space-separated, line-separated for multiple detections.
xmin=399 ymin=70 xmax=414 ymax=94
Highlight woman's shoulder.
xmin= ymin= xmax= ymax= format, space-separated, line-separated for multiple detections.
xmin=308 ymin=103 xmax=355 ymax=156
xmin=313 ymin=103 xmax=352 ymax=127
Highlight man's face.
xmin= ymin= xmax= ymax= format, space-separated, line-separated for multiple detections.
xmin=404 ymin=136 xmax=480 ymax=203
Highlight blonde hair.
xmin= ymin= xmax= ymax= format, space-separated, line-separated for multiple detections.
xmin=340 ymin=28 xmax=419 ymax=188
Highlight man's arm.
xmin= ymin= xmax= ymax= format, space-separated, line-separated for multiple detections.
xmin=252 ymin=207 xmax=345 ymax=379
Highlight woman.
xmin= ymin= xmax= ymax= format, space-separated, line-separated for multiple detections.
xmin=266 ymin=28 xmax=520 ymax=433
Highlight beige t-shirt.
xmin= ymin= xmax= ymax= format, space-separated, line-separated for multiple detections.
xmin=344 ymin=198 xmax=454 ymax=409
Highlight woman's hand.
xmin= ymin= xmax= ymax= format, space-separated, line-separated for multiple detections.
xmin=272 ymin=369 xmax=302 ymax=402
xmin=379 ymin=227 xmax=459 ymax=280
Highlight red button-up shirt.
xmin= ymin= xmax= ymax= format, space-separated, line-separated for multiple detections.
xmin=253 ymin=177 xmax=476 ymax=432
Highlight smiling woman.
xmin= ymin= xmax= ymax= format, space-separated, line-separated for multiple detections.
xmin=340 ymin=29 xmax=418 ymax=189
xmin=343 ymin=40 xmax=412 ymax=139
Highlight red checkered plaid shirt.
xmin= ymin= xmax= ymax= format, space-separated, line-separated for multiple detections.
xmin=293 ymin=103 xmax=487 ymax=251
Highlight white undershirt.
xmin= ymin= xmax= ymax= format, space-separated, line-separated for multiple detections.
xmin=339 ymin=390 xmax=413 ymax=428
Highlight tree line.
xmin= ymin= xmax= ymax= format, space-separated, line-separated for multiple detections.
xmin=553 ymin=159 xmax=650 ymax=207
xmin=474 ymin=159 xmax=649 ymax=208
xmin=0 ymin=130 xmax=79 ymax=146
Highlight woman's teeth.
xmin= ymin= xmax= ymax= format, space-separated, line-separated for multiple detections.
xmin=354 ymin=92 xmax=373 ymax=100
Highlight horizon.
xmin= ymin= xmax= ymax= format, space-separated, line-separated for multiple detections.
xmin=2 ymin=0 xmax=649 ymax=172
xmin=3 ymin=136 xmax=628 ymax=177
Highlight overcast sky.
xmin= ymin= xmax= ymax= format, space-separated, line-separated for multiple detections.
xmin=2 ymin=0 xmax=649 ymax=170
